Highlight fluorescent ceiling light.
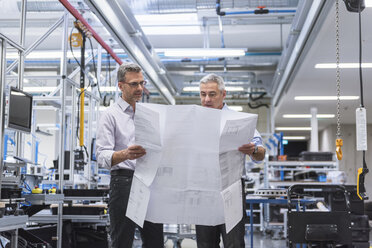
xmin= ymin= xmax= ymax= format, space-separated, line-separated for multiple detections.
xmin=229 ymin=106 xmax=243 ymax=112
xmin=23 ymin=86 xmax=119 ymax=93
xmin=366 ymin=0 xmax=372 ymax=7
xmin=282 ymin=114 xmax=335 ymax=119
xmin=135 ymin=13 xmax=198 ymax=26
xmin=183 ymin=86 xmax=244 ymax=92
xmin=7 ymin=51 xmax=88 ymax=59
xmin=96 ymin=86 xmax=118 ymax=92
xmin=164 ymin=48 xmax=246 ymax=58
xmin=315 ymin=63 xmax=372 ymax=69
xmin=275 ymin=127 xmax=312 ymax=131
xmin=295 ymin=96 xmax=359 ymax=100
xmin=23 ymin=86 xmax=57 ymax=92
xmin=283 ymin=136 xmax=307 ymax=140
xmin=142 ymin=26 xmax=201 ymax=35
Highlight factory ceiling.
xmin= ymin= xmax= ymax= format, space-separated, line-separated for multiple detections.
xmin=1 ymin=0 xmax=371 ymax=137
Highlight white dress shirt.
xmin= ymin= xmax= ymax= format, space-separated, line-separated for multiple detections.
xmin=96 ymin=97 xmax=136 ymax=171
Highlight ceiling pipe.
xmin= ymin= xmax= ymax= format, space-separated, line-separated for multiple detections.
xmin=216 ymin=0 xmax=296 ymax=16
xmin=127 ymin=0 xmax=299 ymax=14
xmin=272 ymin=0 xmax=334 ymax=110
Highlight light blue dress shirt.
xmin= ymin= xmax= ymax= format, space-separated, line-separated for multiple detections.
xmin=96 ymin=97 xmax=136 ymax=171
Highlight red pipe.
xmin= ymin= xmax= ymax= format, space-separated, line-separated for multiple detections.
xmin=58 ymin=0 xmax=123 ymax=65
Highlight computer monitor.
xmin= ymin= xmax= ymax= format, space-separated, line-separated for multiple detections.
xmin=7 ymin=87 xmax=33 ymax=133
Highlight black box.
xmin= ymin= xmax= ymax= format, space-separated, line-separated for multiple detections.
xmin=299 ymin=151 xmax=333 ymax=161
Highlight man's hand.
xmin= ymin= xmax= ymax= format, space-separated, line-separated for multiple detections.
xmin=238 ymin=142 xmax=265 ymax=161
xmin=238 ymin=143 xmax=256 ymax=156
xmin=123 ymin=145 xmax=146 ymax=160
xmin=112 ymin=145 xmax=146 ymax=166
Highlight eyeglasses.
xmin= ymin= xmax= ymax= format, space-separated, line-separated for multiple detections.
xmin=122 ymin=81 xmax=147 ymax=88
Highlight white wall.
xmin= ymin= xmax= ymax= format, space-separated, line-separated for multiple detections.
xmin=320 ymin=124 xmax=372 ymax=196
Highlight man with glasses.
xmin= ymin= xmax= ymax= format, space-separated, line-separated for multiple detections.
xmin=196 ymin=73 xmax=265 ymax=248
xmin=96 ymin=63 xmax=163 ymax=248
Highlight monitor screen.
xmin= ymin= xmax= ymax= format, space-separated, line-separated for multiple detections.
xmin=8 ymin=87 xmax=33 ymax=133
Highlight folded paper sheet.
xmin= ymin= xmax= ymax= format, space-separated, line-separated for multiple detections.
xmin=126 ymin=104 xmax=257 ymax=233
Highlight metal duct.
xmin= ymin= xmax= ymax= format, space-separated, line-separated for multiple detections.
xmin=270 ymin=0 xmax=313 ymax=94
xmin=85 ymin=0 xmax=177 ymax=104
xmin=127 ymin=0 xmax=300 ymax=14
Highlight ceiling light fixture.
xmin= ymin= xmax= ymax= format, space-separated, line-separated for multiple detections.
xmin=23 ymin=86 xmax=57 ymax=92
xmin=275 ymin=127 xmax=312 ymax=131
xmin=142 ymin=26 xmax=201 ymax=35
xmin=23 ymin=86 xmax=120 ymax=93
xmin=295 ymin=96 xmax=359 ymax=100
xmin=315 ymin=63 xmax=372 ymax=68
xmin=164 ymin=48 xmax=246 ymax=58
xmin=7 ymin=51 xmax=87 ymax=59
xmin=135 ymin=13 xmax=198 ymax=26
xmin=229 ymin=106 xmax=243 ymax=112
xmin=282 ymin=114 xmax=335 ymax=119
xmin=183 ymin=86 xmax=245 ymax=92
xmin=283 ymin=136 xmax=307 ymax=140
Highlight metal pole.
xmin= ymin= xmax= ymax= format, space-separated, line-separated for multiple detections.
xmin=69 ymin=87 xmax=76 ymax=186
xmin=97 ymin=45 xmax=102 ymax=89
xmin=310 ymin=107 xmax=318 ymax=152
xmin=115 ymin=63 xmax=120 ymax=101
xmin=16 ymin=0 xmax=27 ymax=162
xmin=31 ymin=102 xmax=36 ymax=164
xmin=87 ymin=95 xmax=93 ymax=189
xmin=93 ymin=101 xmax=100 ymax=176
xmin=0 ymin=39 xmax=7 ymax=200
xmin=56 ymin=10 xmax=69 ymax=248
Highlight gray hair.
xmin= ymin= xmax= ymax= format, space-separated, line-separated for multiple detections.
xmin=199 ymin=73 xmax=225 ymax=91
xmin=117 ymin=63 xmax=142 ymax=83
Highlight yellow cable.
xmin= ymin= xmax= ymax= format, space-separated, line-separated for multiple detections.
xmin=80 ymin=88 xmax=84 ymax=147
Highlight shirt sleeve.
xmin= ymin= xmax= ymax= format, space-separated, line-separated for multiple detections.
xmin=96 ymin=111 xmax=115 ymax=169
xmin=250 ymin=129 xmax=264 ymax=163
xmin=252 ymin=129 xmax=263 ymax=147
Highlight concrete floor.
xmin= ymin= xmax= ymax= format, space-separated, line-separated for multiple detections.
xmin=134 ymin=231 xmax=286 ymax=248
xmin=163 ymin=232 xmax=286 ymax=248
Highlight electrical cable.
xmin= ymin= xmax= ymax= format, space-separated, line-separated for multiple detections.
xmin=69 ymin=25 xmax=91 ymax=141
xmin=107 ymin=52 xmax=111 ymax=86
xmin=69 ymin=26 xmax=81 ymax=68
xmin=358 ymin=4 xmax=364 ymax=108
xmin=358 ymin=3 xmax=367 ymax=171
xmin=88 ymin=37 xmax=102 ymax=99
xmin=249 ymin=92 xmax=266 ymax=101
xmin=248 ymin=102 xmax=269 ymax=109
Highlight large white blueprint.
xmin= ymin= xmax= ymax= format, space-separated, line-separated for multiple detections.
xmin=126 ymin=103 xmax=257 ymax=232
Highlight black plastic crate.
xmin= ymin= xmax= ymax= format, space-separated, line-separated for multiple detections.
xmin=1 ymin=187 xmax=22 ymax=199
xmin=63 ymin=189 xmax=108 ymax=197
xmin=51 ymin=206 xmax=105 ymax=215
xmin=299 ymin=151 xmax=333 ymax=161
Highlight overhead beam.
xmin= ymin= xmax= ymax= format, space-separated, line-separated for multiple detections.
xmin=84 ymin=0 xmax=176 ymax=105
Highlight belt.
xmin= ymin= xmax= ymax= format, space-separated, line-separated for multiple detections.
xmin=110 ymin=169 xmax=134 ymax=177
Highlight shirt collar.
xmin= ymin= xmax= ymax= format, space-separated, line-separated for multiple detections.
xmin=117 ymin=97 xmax=134 ymax=113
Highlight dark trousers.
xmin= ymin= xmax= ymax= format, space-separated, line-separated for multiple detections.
xmin=109 ymin=171 xmax=164 ymax=248
xmin=195 ymin=218 xmax=245 ymax=248
xmin=196 ymin=179 xmax=246 ymax=248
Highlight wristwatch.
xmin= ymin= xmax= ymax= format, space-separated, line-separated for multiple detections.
xmin=253 ymin=145 xmax=259 ymax=155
